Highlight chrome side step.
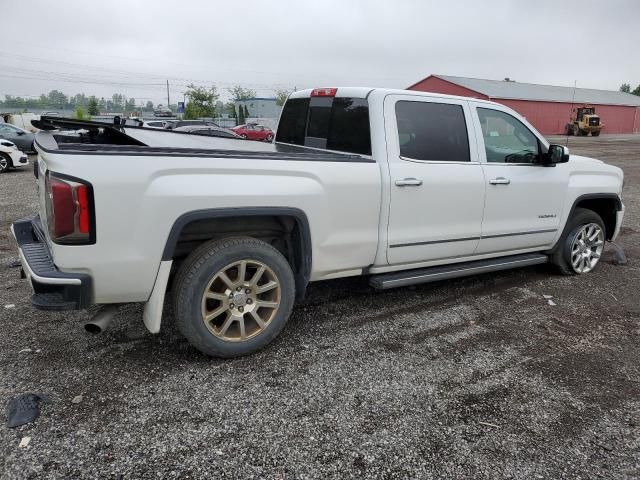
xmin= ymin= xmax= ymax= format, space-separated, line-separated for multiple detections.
xmin=369 ymin=253 xmax=548 ymax=290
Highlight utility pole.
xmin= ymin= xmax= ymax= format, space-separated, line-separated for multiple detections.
xmin=166 ymin=80 xmax=170 ymax=108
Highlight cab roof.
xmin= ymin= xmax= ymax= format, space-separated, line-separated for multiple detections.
xmin=288 ymin=87 xmax=500 ymax=106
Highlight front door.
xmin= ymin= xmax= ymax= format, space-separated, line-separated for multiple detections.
xmin=471 ymin=104 xmax=569 ymax=255
xmin=385 ymin=95 xmax=486 ymax=265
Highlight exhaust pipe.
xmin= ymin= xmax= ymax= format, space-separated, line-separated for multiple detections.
xmin=84 ymin=305 xmax=119 ymax=334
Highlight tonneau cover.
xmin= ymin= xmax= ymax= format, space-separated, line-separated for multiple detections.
xmin=32 ymin=116 xmax=369 ymax=162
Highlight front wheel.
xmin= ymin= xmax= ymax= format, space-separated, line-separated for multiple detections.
xmin=551 ymin=208 xmax=606 ymax=275
xmin=173 ymin=237 xmax=295 ymax=357
xmin=0 ymin=153 xmax=12 ymax=173
xmin=265 ymin=133 xmax=274 ymax=142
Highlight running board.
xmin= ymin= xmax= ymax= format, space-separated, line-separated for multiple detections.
xmin=369 ymin=253 xmax=548 ymax=290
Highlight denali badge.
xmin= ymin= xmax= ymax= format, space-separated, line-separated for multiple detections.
xmin=538 ymin=214 xmax=557 ymax=219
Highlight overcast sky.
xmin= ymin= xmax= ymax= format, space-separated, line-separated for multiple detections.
xmin=1 ymin=0 xmax=639 ymax=105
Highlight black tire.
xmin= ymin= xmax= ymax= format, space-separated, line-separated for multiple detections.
xmin=591 ymin=131 xmax=600 ymax=137
xmin=0 ymin=153 xmax=12 ymax=173
xmin=240 ymin=134 xmax=247 ymax=139
xmin=265 ymin=133 xmax=274 ymax=142
xmin=172 ymin=236 xmax=295 ymax=357
xmin=551 ymin=208 xmax=606 ymax=275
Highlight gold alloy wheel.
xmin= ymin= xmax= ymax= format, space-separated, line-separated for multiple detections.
xmin=201 ymin=260 xmax=281 ymax=342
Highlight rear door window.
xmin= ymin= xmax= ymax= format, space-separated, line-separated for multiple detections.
xmin=276 ymin=96 xmax=371 ymax=155
xmin=395 ymin=101 xmax=470 ymax=162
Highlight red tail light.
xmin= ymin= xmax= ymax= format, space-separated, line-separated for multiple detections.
xmin=310 ymin=87 xmax=337 ymax=97
xmin=45 ymin=173 xmax=94 ymax=244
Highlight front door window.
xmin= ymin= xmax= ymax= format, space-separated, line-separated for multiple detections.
xmin=477 ymin=108 xmax=539 ymax=164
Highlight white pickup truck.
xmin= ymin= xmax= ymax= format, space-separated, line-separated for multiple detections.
xmin=11 ymin=87 xmax=625 ymax=357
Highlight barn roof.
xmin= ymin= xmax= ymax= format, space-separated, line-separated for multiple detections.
xmin=430 ymin=75 xmax=640 ymax=107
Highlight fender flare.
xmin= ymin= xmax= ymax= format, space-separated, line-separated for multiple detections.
xmin=161 ymin=207 xmax=312 ymax=300
xmin=549 ymin=193 xmax=622 ymax=252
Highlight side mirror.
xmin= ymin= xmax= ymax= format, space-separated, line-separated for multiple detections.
xmin=16 ymin=130 xmax=25 ymax=135
xmin=544 ymin=144 xmax=569 ymax=165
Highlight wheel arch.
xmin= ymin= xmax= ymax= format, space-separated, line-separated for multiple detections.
xmin=0 ymin=151 xmax=13 ymax=169
xmin=552 ymin=193 xmax=622 ymax=252
xmin=162 ymin=207 xmax=312 ymax=301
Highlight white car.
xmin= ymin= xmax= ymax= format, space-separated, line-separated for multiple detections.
xmin=0 ymin=139 xmax=28 ymax=173
xmin=11 ymin=87 xmax=624 ymax=358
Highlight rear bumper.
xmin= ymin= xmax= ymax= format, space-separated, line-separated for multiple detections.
xmin=10 ymin=216 xmax=92 ymax=310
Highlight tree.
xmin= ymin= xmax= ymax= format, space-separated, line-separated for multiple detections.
xmin=225 ymin=102 xmax=237 ymax=118
xmin=125 ymin=98 xmax=136 ymax=112
xmin=47 ymin=90 xmax=68 ymax=109
xmin=238 ymin=103 xmax=246 ymax=124
xmin=87 ymin=96 xmax=99 ymax=116
xmin=111 ymin=93 xmax=124 ymax=112
xmin=228 ymin=85 xmax=256 ymax=102
xmin=620 ymin=83 xmax=631 ymax=93
xmin=183 ymin=84 xmax=219 ymax=119
xmin=244 ymin=105 xmax=250 ymax=119
xmin=74 ymin=106 xmax=87 ymax=120
xmin=632 ymin=84 xmax=640 ymax=96
xmin=145 ymin=101 xmax=154 ymax=111
xmin=275 ymin=89 xmax=291 ymax=106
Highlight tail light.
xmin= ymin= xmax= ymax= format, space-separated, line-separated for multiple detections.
xmin=45 ymin=173 xmax=94 ymax=244
xmin=310 ymin=88 xmax=337 ymax=97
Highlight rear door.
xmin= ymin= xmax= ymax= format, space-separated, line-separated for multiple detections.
xmin=384 ymin=95 xmax=486 ymax=265
xmin=470 ymin=103 xmax=568 ymax=254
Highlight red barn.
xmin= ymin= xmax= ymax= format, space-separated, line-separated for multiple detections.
xmin=408 ymin=75 xmax=640 ymax=135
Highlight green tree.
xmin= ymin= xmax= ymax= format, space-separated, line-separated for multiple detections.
xmin=238 ymin=103 xmax=246 ymax=124
xmin=228 ymin=85 xmax=256 ymax=102
xmin=225 ymin=102 xmax=237 ymax=118
xmin=112 ymin=93 xmax=124 ymax=112
xmin=74 ymin=106 xmax=87 ymax=120
xmin=244 ymin=105 xmax=250 ymax=119
xmin=47 ymin=90 xmax=68 ymax=109
xmin=632 ymin=84 xmax=640 ymax=96
xmin=125 ymin=98 xmax=136 ymax=112
xmin=275 ymin=89 xmax=291 ymax=106
xmin=87 ymin=97 xmax=99 ymax=116
xmin=183 ymin=84 xmax=219 ymax=119
xmin=145 ymin=101 xmax=154 ymax=111
xmin=620 ymin=83 xmax=631 ymax=93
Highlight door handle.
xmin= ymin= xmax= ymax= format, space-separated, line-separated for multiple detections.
xmin=489 ymin=177 xmax=511 ymax=185
xmin=395 ymin=178 xmax=423 ymax=187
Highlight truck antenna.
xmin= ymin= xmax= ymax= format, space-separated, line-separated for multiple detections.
xmin=567 ymin=80 xmax=577 ymax=147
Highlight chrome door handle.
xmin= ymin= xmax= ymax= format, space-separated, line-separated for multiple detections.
xmin=489 ymin=177 xmax=511 ymax=185
xmin=395 ymin=178 xmax=423 ymax=187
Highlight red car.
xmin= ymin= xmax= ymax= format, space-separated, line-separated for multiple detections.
xmin=232 ymin=124 xmax=274 ymax=142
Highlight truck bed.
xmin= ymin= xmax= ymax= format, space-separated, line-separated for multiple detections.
xmin=32 ymin=116 xmax=370 ymax=163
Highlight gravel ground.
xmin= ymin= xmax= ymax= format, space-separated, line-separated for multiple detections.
xmin=1 ymin=136 xmax=639 ymax=479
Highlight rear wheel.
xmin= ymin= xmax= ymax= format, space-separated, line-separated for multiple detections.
xmin=0 ymin=153 xmax=12 ymax=173
xmin=173 ymin=237 xmax=295 ymax=357
xmin=551 ymin=208 xmax=605 ymax=275
xmin=265 ymin=133 xmax=274 ymax=142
